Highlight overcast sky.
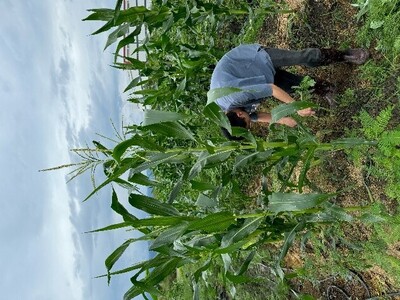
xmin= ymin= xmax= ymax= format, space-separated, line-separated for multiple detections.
xmin=0 ymin=1 xmax=147 ymax=299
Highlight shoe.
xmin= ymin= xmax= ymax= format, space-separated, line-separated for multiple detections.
xmin=343 ymin=48 xmax=369 ymax=65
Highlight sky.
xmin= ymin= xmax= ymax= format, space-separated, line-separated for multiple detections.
xmin=0 ymin=1 xmax=148 ymax=299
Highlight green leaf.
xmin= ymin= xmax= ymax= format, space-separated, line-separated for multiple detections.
xmin=175 ymin=77 xmax=187 ymax=94
xmin=308 ymin=203 xmax=353 ymax=222
xmin=370 ymin=20 xmax=384 ymax=29
xmin=221 ymin=217 xmax=263 ymax=247
xmin=206 ymin=87 xmax=242 ymax=105
xmin=187 ymin=211 xmax=236 ymax=233
xmin=216 ymin=231 xmax=262 ymax=254
xmin=130 ymin=152 xmax=183 ymax=175
xmin=143 ymin=110 xmax=186 ymax=126
xmin=221 ymin=253 xmax=232 ymax=274
xmin=143 ymin=122 xmax=196 ymax=141
xmin=168 ymin=179 xmax=183 ymax=204
xmin=234 ymin=150 xmax=272 ymax=171
xmin=129 ymin=193 xmax=180 ymax=216
xmin=271 ymin=101 xmax=317 ymax=123
xmin=193 ymin=257 xmax=212 ymax=282
xmin=190 ymin=180 xmax=217 ymax=191
xmin=298 ymin=147 xmax=316 ymax=193
xmin=331 ymin=138 xmax=376 ymax=148
xmin=203 ymin=102 xmax=231 ymax=133
xmin=112 ymin=135 xmax=165 ymax=162
xmin=129 ymin=172 xmax=159 ymax=187
xmin=122 ymin=56 xmax=146 ymax=70
xmin=127 ymin=216 xmax=189 ymax=228
xmin=83 ymin=9 xmax=115 ymax=22
xmin=226 ymin=272 xmax=261 ymax=284
xmin=116 ymin=26 xmax=142 ymax=64
xmin=150 ymin=222 xmax=188 ymax=250
xmin=275 ymin=222 xmax=305 ymax=279
xmin=195 ymin=193 xmax=218 ymax=208
xmin=237 ymin=250 xmax=256 ymax=275
xmin=124 ymin=258 xmax=183 ymax=300
xmin=105 ymin=239 xmax=132 ymax=284
xmin=86 ymin=222 xmax=132 ymax=233
xmin=360 ymin=213 xmax=386 ymax=223
xmin=268 ymin=193 xmax=331 ymax=213
xmin=97 ymin=254 xmax=169 ymax=278
xmin=124 ymin=76 xmax=141 ymax=92
xmin=104 ymin=23 xmax=129 ymax=50
xmin=113 ymin=0 xmax=124 ymax=22
xmin=111 ymin=188 xmax=138 ymax=223
xmin=188 ymin=150 xmax=233 ymax=180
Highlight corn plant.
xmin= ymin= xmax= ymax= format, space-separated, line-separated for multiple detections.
xmin=84 ymin=0 xmax=285 ymax=114
xmin=73 ymin=1 xmax=387 ymax=298
xmin=65 ymin=101 xmax=378 ymax=299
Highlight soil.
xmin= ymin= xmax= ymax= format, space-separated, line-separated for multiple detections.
xmin=249 ymin=0 xmax=400 ymax=298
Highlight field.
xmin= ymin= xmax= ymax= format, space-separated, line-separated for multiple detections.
xmin=65 ymin=0 xmax=400 ymax=299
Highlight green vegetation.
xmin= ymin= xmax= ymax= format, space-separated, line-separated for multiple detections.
xmin=54 ymin=0 xmax=400 ymax=299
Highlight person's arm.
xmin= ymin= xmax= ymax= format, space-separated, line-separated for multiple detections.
xmin=256 ymin=112 xmax=297 ymax=127
xmin=271 ymin=84 xmax=315 ymax=117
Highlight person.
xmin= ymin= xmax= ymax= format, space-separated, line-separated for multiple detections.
xmin=209 ymin=44 xmax=369 ymax=140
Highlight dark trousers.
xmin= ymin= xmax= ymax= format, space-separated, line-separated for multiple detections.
xmin=264 ymin=48 xmax=324 ymax=94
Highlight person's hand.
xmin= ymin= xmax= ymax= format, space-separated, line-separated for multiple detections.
xmin=297 ymin=107 xmax=315 ymax=117
xmin=279 ymin=117 xmax=297 ymax=127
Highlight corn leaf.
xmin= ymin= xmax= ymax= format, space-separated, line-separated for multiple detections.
xmin=203 ymin=102 xmax=231 ymax=133
xmin=190 ymin=180 xmax=217 ymax=191
xmin=86 ymin=222 xmax=132 ymax=233
xmin=221 ymin=253 xmax=232 ymax=274
xmin=221 ymin=217 xmax=263 ymax=247
xmin=83 ymin=8 xmax=115 ymax=21
xmin=128 ymin=216 xmax=189 ymax=227
xmin=143 ymin=110 xmax=187 ymax=125
xmin=105 ymin=239 xmax=133 ymax=284
xmin=129 ymin=193 xmax=180 ymax=216
xmin=115 ymin=26 xmax=142 ymax=64
xmin=215 ymin=230 xmax=262 ymax=254
xmin=150 ymin=222 xmax=188 ymax=250
xmin=129 ymin=172 xmax=159 ymax=187
xmin=187 ymin=211 xmax=236 ymax=233
xmin=268 ymin=192 xmax=331 ymax=213
xmin=193 ymin=257 xmax=212 ymax=282
xmin=123 ymin=56 xmax=146 ymax=70
xmin=111 ymin=188 xmax=137 ymax=221
xmin=206 ymin=87 xmax=242 ymax=105
xmin=237 ymin=250 xmax=256 ymax=275
xmin=188 ymin=150 xmax=233 ymax=180
xmin=143 ymin=122 xmax=196 ymax=141
xmin=112 ymin=135 xmax=164 ymax=162
xmin=104 ymin=23 xmax=129 ymax=50
xmin=123 ymin=76 xmax=141 ymax=92
xmin=331 ymin=138 xmax=376 ymax=148
xmin=168 ymin=179 xmax=183 ymax=204
xmin=275 ymin=221 xmax=305 ymax=279
xmin=130 ymin=152 xmax=182 ymax=175
xmin=195 ymin=193 xmax=218 ymax=208
xmin=298 ymin=147 xmax=316 ymax=193
xmin=113 ymin=0 xmax=124 ymax=23
xmin=226 ymin=272 xmax=262 ymax=284
xmin=234 ymin=150 xmax=272 ymax=171
xmin=98 ymin=255 xmax=170 ymax=279
xmin=271 ymin=101 xmax=317 ymax=123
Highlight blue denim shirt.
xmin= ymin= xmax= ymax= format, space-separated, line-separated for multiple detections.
xmin=210 ymin=44 xmax=275 ymax=120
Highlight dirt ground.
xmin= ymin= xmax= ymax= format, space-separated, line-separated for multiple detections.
xmin=250 ymin=0 xmax=400 ymax=298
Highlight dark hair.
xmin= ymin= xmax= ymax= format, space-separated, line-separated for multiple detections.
xmin=220 ymin=110 xmax=247 ymax=140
